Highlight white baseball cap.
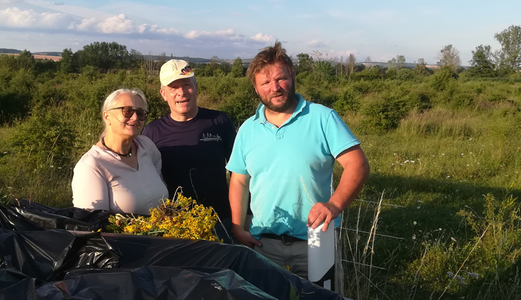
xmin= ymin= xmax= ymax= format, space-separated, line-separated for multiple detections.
xmin=160 ymin=59 xmax=194 ymax=86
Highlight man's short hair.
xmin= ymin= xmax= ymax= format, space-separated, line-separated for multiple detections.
xmin=247 ymin=41 xmax=294 ymax=85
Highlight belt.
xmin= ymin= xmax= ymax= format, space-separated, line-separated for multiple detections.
xmin=261 ymin=233 xmax=305 ymax=245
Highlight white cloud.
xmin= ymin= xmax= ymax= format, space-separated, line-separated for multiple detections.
xmin=149 ymin=24 xmax=178 ymax=35
xmin=0 ymin=7 xmax=68 ymax=28
xmin=0 ymin=7 xmax=36 ymax=27
xmin=251 ymin=33 xmax=274 ymax=42
xmin=66 ymin=14 xmax=178 ymax=36
xmin=184 ymin=28 xmax=238 ymax=40
xmin=97 ymin=14 xmax=133 ymax=34
xmin=69 ymin=17 xmax=97 ymax=31
xmin=40 ymin=11 xmax=65 ymax=26
xmin=0 ymin=0 xmax=24 ymax=4
xmin=308 ymin=39 xmax=328 ymax=48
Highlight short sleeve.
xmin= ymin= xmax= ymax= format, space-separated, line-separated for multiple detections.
xmin=225 ymin=125 xmax=248 ymax=175
xmin=325 ymin=110 xmax=360 ymax=158
xmin=72 ymin=159 xmax=110 ymax=211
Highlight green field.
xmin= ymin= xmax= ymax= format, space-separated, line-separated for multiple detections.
xmin=1 ymin=51 xmax=521 ymax=299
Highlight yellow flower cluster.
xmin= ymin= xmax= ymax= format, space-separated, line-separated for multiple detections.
xmin=106 ymin=193 xmax=220 ymax=242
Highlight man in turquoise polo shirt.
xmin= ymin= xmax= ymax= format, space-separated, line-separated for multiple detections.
xmin=226 ymin=42 xmax=369 ymax=280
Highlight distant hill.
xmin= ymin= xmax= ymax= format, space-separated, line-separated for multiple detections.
xmin=34 ymin=51 xmax=62 ymax=57
xmin=0 ymin=48 xmax=21 ymax=54
xmin=0 ymin=48 xmax=61 ymax=57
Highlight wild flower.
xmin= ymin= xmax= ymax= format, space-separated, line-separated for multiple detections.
xmin=106 ymin=193 xmax=220 ymax=242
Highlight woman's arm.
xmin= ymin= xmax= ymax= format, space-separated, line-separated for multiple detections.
xmin=72 ymin=160 xmax=110 ymax=211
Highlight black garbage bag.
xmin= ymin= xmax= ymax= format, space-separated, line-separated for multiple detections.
xmin=2 ymin=265 xmax=280 ymax=300
xmin=0 ymin=201 xmax=344 ymax=300
xmin=0 ymin=230 xmax=342 ymax=300
xmin=0 ymin=199 xmax=111 ymax=232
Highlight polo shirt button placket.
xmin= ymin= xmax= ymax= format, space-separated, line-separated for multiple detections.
xmin=275 ymin=128 xmax=284 ymax=139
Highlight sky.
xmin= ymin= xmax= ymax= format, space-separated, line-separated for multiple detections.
xmin=0 ymin=0 xmax=519 ymax=65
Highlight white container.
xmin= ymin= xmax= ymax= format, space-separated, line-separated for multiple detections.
xmin=307 ymin=222 xmax=335 ymax=285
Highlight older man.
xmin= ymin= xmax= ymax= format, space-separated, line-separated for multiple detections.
xmin=226 ymin=43 xmax=369 ymax=285
xmin=143 ymin=59 xmax=236 ymax=243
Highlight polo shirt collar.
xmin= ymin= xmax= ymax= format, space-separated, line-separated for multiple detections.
xmin=253 ymin=94 xmax=307 ymax=125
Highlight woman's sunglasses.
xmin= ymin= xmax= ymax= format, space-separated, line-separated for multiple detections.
xmin=109 ymin=106 xmax=149 ymax=121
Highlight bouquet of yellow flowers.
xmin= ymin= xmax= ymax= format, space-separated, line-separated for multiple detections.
xmin=106 ymin=193 xmax=220 ymax=242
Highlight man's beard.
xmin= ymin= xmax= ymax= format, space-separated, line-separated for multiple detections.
xmin=258 ymin=84 xmax=297 ymax=113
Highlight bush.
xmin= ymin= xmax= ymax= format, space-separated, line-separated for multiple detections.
xmin=333 ymin=87 xmax=360 ymax=115
xmin=430 ymin=66 xmax=459 ymax=91
xmin=10 ymin=105 xmax=76 ymax=168
xmin=360 ymin=91 xmax=411 ymax=133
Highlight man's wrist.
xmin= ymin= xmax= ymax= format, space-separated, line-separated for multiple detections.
xmin=327 ymin=200 xmax=343 ymax=218
xmin=232 ymin=223 xmax=245 ymax=232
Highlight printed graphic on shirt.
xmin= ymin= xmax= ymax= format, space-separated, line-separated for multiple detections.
xmin=200 ymin=133 xmax=222 ymax=142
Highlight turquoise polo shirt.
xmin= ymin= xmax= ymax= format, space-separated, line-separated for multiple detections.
xmin=226 ymin=94 xmax=360 ymax=240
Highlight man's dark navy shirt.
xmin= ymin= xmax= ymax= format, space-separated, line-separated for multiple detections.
xmin=142 ymin=108 xmax=236 ymax=219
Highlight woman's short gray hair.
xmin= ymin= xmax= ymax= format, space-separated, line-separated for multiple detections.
xmin=100 ymin=88 xmax=147 ymax=138
xmin=102 ymin=88 xmax=148 ymax=113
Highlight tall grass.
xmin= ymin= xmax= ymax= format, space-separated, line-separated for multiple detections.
xmin=340 ymin=101 xmax=521 ymax=299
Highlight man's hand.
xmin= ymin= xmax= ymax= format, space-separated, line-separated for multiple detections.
xmin=233 ymin=224 xmax=262 ymax=248
xmin=307 ymin=201 xmax=342 ymax=232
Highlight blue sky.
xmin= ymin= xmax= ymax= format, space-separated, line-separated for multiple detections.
xmin=0 ymin=0 xmax=519 ymax=65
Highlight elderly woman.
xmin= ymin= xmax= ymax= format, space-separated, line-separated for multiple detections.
xmin=72 ymin=88 xmax=168 ymax=215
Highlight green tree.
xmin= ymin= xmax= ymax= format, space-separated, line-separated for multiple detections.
xmin=313 ymin=61 xmax=335 ymax=81
xmin=388 ymin=55 xmax=405 ymax=70
xmin=296 ymin=53 xmax=313 ymax=74
xmin=230 ymin=57 xmax=244 ymax=78
xmin=494 ymin=25 xmax=521 ymax=74
xmin=414 ymin=58 xmax=431 ymax=76
xmin=438 ymin=44 xmax=461 ymax=72
xmin=17 ymin=50 xmax=35 ymax=71
xmin=467 ymin=45 xmax=496 ymax=77
xmin=59 ymin=48 xmax=74 ymax=73
xmin=77 ymin=41 xmax=136 ymax=72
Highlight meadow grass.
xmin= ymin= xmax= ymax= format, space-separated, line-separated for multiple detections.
xmin=340 ymin=106 xmax=521 ymax=299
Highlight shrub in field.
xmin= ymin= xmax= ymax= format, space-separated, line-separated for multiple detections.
xmin=219 ymin=90 xmax=258 ymax=127
xmin=81 ymin=65 xmax=100 ymax=81
xmin=350 ymin=66 xmax=382 ymax=81
xmin=32 ymin=79 xmax=68 ymax=107
xmin=0 ymin=68 xmax=35 ymax=123
xmin=360 ymin=91 xmax=411 ymax=133
xmin=1 ymin=105 xmax=76 ymax=204
xmin=333 ymin=87 xmax=360 ymax=116
xmin=10 ymin=105 xmax=76 ymax=168
xmin=396 ymin=68 xmax=415 ymax=81
xmin=430 ymin=66 xmax=458 ymax=91
xmin=298 ymin=84 xmax=337 ymax=107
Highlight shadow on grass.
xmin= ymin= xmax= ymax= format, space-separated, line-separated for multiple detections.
xmin=340 ymin=173 xmax=521 ymax=299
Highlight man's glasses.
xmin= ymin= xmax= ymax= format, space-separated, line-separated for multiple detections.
xmin=109 ymin=106 xmax=149 ymax=121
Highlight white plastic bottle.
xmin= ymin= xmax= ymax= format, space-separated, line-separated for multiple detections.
xmin=307 ymin=222 xmax=335 ymax=290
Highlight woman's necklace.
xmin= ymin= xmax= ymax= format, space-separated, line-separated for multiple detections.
xmin=101 ymin=137 xmax=132 ymax=157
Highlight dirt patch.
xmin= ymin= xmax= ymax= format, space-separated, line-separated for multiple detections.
xmin=0 ymin=53 xmax=61 ymax=61
xmin=33 ymin=54 xmax=61 ymax=61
